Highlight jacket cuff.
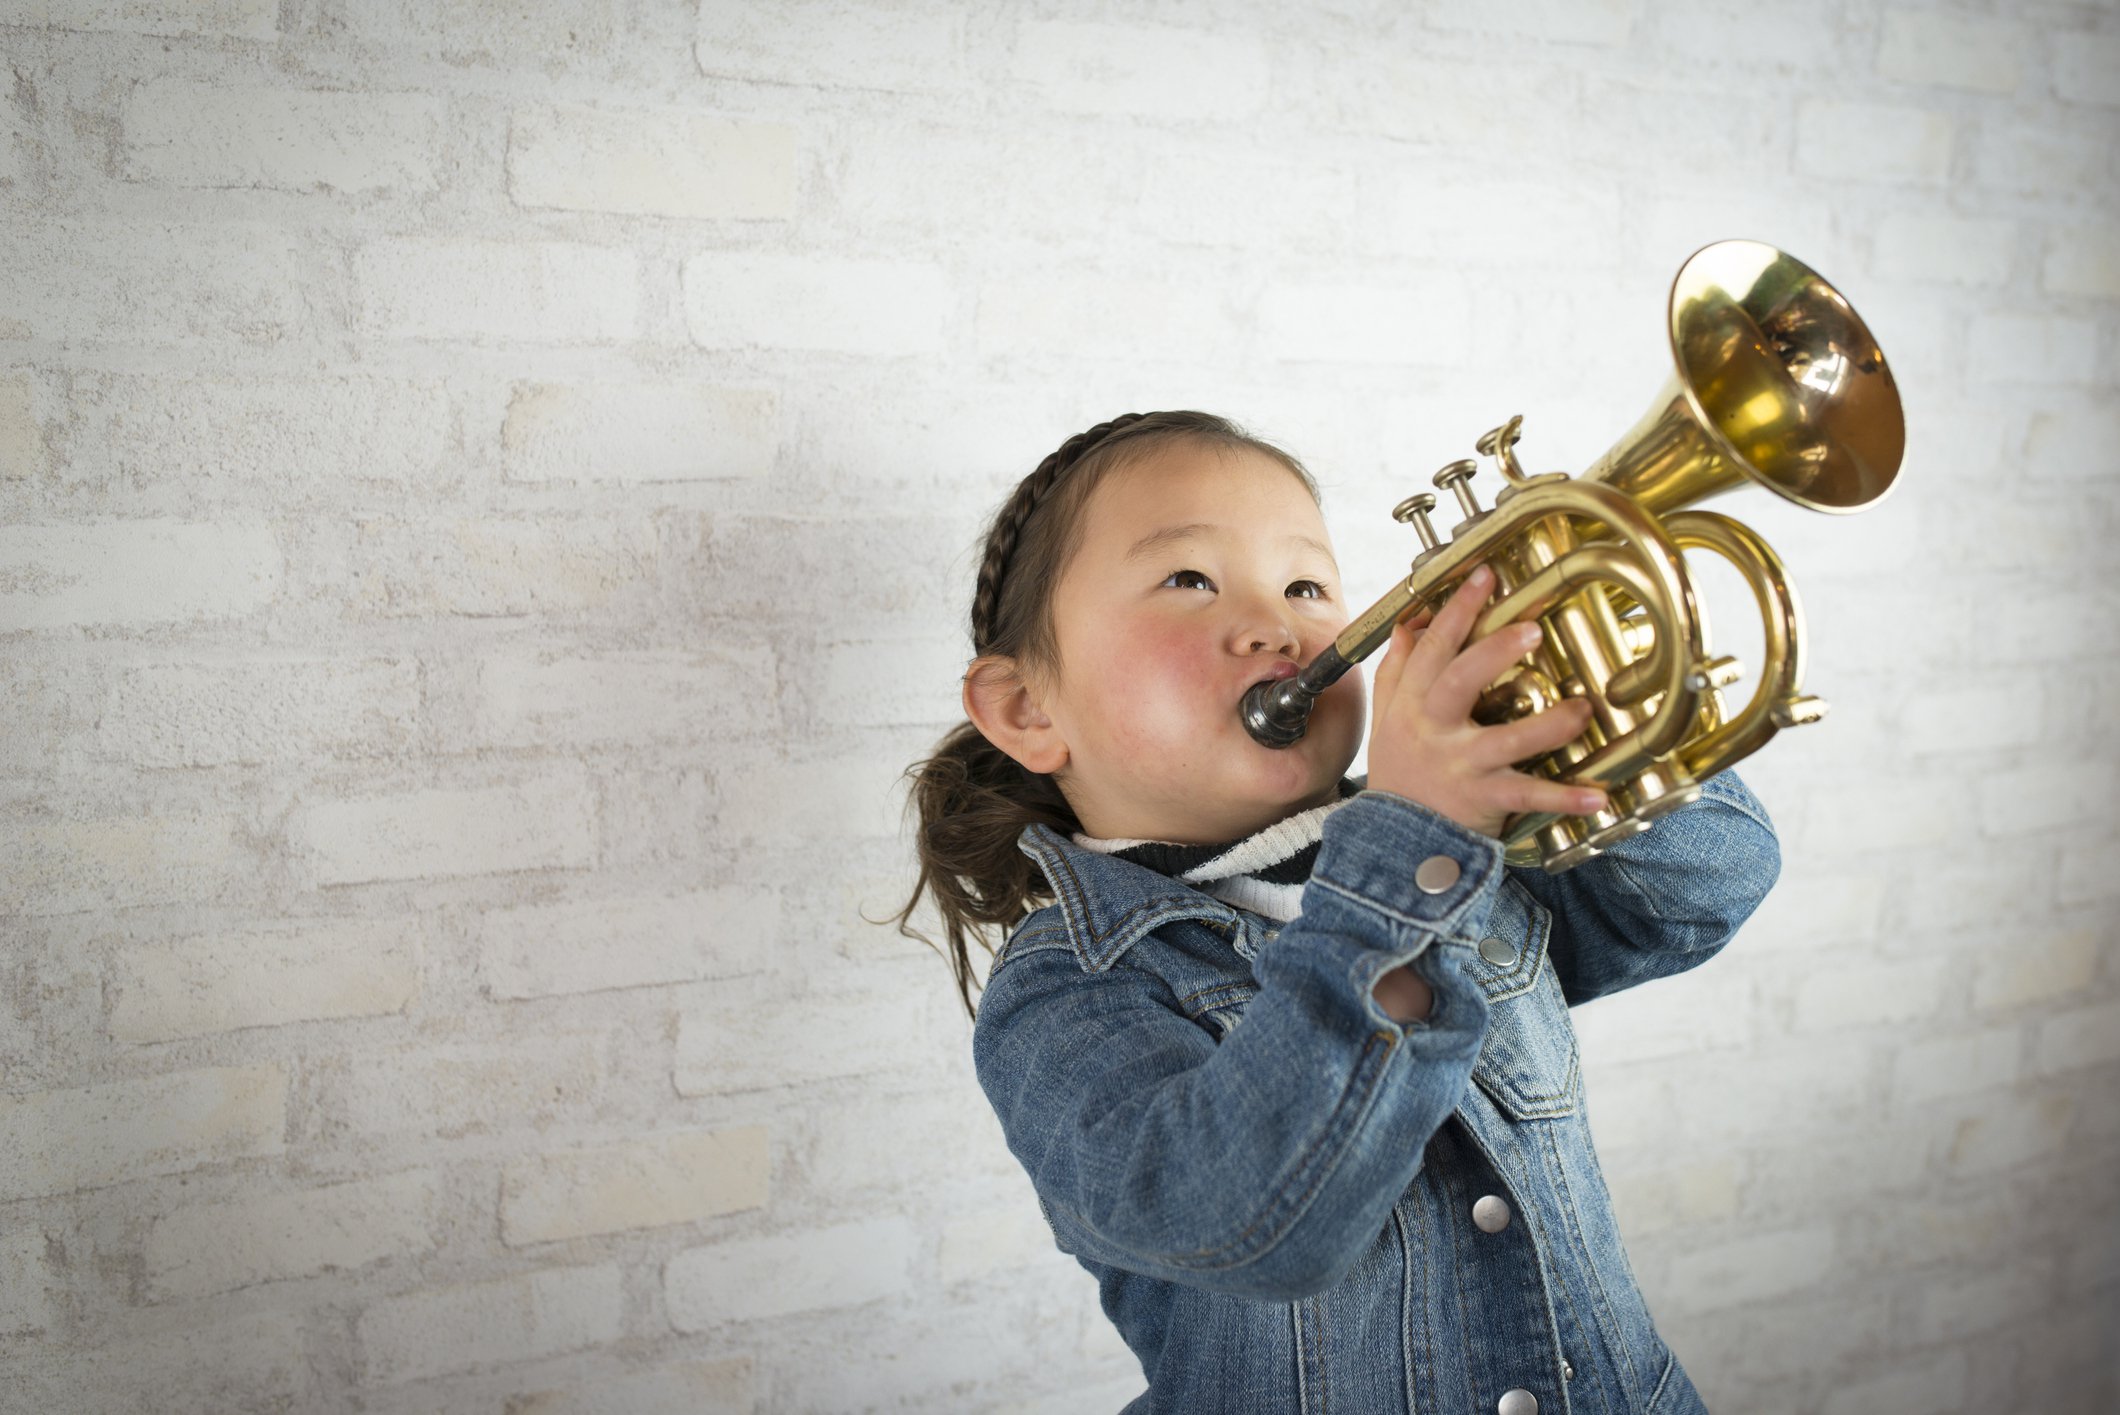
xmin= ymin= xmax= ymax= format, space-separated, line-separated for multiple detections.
xmin=1306 ymin=790 xmax=1507 ymax=941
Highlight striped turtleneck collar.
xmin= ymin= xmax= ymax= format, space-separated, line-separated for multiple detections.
xmin=1068 ymin=777 xmax=1362 ymax=924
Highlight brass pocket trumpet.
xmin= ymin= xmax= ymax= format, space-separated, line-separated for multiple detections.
xmin=1241 ymin=240 xmax=1906 ymax=872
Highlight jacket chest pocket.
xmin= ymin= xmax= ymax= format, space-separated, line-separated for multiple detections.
xmin=1467 ymin=882 xmax=1581 ymax=1120
xmin=1183 ymin=979 xmax=1258 ymax=1040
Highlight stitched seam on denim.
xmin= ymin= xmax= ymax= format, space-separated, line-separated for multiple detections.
xmin=1025 ymin=836 xmax=1239 ymax=971
xmin=1290 ymin=1301 xmax=1310 ymax=1415
xmin=1696 ymin=778 xmax=1777 ymax=836
xmin=1645 ymin=1342 xmax=1676 ymax=1412
xmin=1602 ymin=852 xmax=1668 ymax=924
xmin=1391 ymin=1203 xmax=1418 ymax=1415
xmin=1052 ymin=1027 xmax=1403 ymax=1276
xmin=1178 ymin=980 xmax=1255 ymax=1009
xmin=1476 ymin=1117 xmax=1608 ymax=1415
xmin=1540 ymin=1116 xmax=1640 ymax=1408
xmin=1307 ymin=872 xmax=1487 ymax=935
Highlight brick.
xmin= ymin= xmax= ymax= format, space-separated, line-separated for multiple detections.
xmin=1819 ymin=1355 xmax=1973 ymax=1415
xmin=1388 ymin=179 xmax=1622 ymax=269
xmin=1943 ymin=1090 xmax=2072 ymax=1176
xmin=477 ymin=648 xmax=775 ymax=749
xmin=144 ymin=1169 xmax=442 ymax=1300
xmin=1573 ymin=78 xmax=1784 ymax=173
xmin=500 ymin=1125 xmax=768 ymax=1246
xmin=0 ymin=520 xmax=280 ymax=630
xmin=1902 ymin=843 xmax=2053 ymax=935
xmin=356 ymin=1263 xmax=623 ymax=1386
xmin=1969 ymin=313 xmax=2103 ymax=384
xmin=1973 ymin=759 xmax=2117 ymax=835
xmin=1597 ymin=1155 xmax=1742 ymax=1237
xmin=1899 ymin=681 xmax=2043 ymax=755
xmin=803 ymin=1092 xmax=1014 ymax=1198
xmin=311 ymin=1032 xmax=608 ymax=1145
xmin=1972 ymin=120 xmax=2108 ymax=195
xmin=695 ymin=0 xmax=964 ymax=93
xmin=508 ymin=104 xmax=795 ymax=218
xmin=476 ymin=888 xmax=775 ymax=1000
xmin=1571 ymin=970 xmax=1754 ymax=1063
xmin=832 ymin=122 xmax=1146 ymax=253
xmin=0 ymin=373 xmax=42 ymax=480
xmin=2035 ymin=1000 xmax=2120 ymax=1075
xmin=348 ymin=515 xmax=659 ymax=620
xmin=1648 ymin=1 xmax=1837 ymax=68
xmin=674 ymin=989 xmax=944 ymax=1096
xmin=938 ymin=1202 xmax=1063 ymax=1285
xmin=109 ymin=917 xmax=419 ymax=1044
xmin=1877 ymin=11 xmax=2023 ymax=94
xmin=708 ymin=751 xmax=912 ymax=848
xmin=0 ymin=1225 xmax=58 ymax=1336
xmin=0 ymin=222 xmax=312 ymax=343
xmin=812 ymin=634 xmax=970 ymax=727
xmin=0 ymin=807 xmax=252 ymax=917
xmin=2026 ymin=403 xmax=2119 ymax=478
xmin=63 ymin=371 xmax=454 ymax=493
xmin=289 ymin=765 xmax=597 ymax=886
xmin=356 ymin=239 xmax=641 ymax=343
xmin=973 ymin=268 xmax=1231 ymax=362
xmin=1874 ymin=212 xmax=2015 ymax=285
xmin=122 ymin=80 xmax=445 ymax=193
xmin=1891 ymin=1025 xmax=2023 ymax=1105
xmin=1665 ymin=1223 xmax=1837 ymax=1310
xmin=1972 ymin=924 xmax=2100 ymax=1013
xmin=21 ymin=0 xmax=275 ymax=38
xmin=1256 ymin=273 xmax=1474 ymax=366
xmin=1737 ymin=868 xmax=1885 ymax=949
xmin=0 ymin=1065 xmax=285 ymax=1202
xmin=1007 ymin=20 xmax=1269 ymax=121
xmin=505 ymin=1359 xmax=757 ymax=1415
xmin=1798 ymin=778 xmax=1964 ymax=855
xmin=502 ymin=381 xmax=776 ymax=484
xmin=1907 ymin=1255 xmax=2062 ymax=1344
xmin=683 ymin=251 xmax=948 ymax=355
xmin=96 ymin=657 xmax=420 ymax=769
xmin=2052 ymin=30 xmax=2120 ymax=106
xmin=1795 ymin=100 xmax=1952 ymax=183
xmin=2056 ymin=841 xmax=2118 ymax=907
xmin=665 ymin=1216 xmax=917 ymax=1328
xmin=1789 ymin=955 xmax=1950 ymax=1031
xmin=1428 ymin=0 xmax=1640 ymax=45
xmin=4 ymin=1309 xmax=306 ymax=1412
xmin=328 ymin=0 xmax=617 ymax=68
xmin=2041 ymin=225 xmax=2120 ymax=298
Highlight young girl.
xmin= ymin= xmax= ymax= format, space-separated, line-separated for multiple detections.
xmin=891 ymin=410 xmax=1781 ymax=1414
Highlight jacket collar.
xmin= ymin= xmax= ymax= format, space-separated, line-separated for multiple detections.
xmin=1015 ymin=820 xmax=1244 ymax=973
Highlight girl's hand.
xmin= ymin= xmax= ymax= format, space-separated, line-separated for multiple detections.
xmin=1366 ymin=563 xmax=1610 ymax=839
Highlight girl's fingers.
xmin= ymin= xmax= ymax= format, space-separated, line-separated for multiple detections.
xmin=1489 ymin=769 xmax=1611 ymax=818
xmin=1463 ymin=698 xmax=1595 ymax=770
xmin=1399 ymin=565 xmax=1494 ymax=702
xmin=1372 ymin=607 xmax=1434 ymax=702
xmin=1427 ymin=616 xmax=1546 ymax=725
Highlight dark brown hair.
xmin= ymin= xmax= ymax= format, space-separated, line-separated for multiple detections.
xmin=877 ymin=411 xmax=1324 ymax=1022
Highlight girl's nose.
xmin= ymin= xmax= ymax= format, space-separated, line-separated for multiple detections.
xmin=1229 ymin=592 xmax=1300 ymax=657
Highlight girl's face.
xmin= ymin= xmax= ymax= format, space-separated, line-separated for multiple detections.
xmin=1027 ymin=441 xmax=1366 ymax=844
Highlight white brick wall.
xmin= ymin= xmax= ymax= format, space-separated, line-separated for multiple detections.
xmin=2 ymin=1 xmax=2113 ymax=1412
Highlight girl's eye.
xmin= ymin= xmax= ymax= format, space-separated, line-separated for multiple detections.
xmin=1289 ymin=580 xmax=1327 ymax=600
xmin=1162 ymin=568 xmax=1214 ymax=591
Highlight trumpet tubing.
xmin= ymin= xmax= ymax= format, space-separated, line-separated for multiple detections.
xmin=1239 ymin=240 xmax=1906 ymax=873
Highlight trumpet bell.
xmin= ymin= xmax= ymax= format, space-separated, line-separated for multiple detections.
xmin=1585 ymin=239 xmax=1906 ymax=518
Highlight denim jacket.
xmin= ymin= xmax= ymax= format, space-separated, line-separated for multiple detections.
xmin=971 ymin=769 xmax=1780 ymax=1414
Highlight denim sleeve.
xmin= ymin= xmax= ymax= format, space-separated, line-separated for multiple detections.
xmin=971 ymin=790 xmax=1509 ymax=1303
xmin=1511 ymin=766 xmax=1782 ymax=1008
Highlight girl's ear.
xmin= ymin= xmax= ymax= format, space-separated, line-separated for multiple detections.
xmin=963 ymin=654 xmax=1069 ymax=775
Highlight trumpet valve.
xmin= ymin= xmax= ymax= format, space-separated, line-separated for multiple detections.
xmin=1771 ymin=693 xmax=1830 ymax=728
xmin=1432 ymin=458 xmax=1484 ymax=531
xmin=1685 ymin=654 xmax=1745 ymax=691
xmin=1391 ymin=491 xmax=1442 ymax=553
xmin=1476 ymin=414 xmax=1531 ymax=484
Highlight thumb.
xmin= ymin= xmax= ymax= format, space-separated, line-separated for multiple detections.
xmin=1372 ymin=610 xmax=1428 ymax=704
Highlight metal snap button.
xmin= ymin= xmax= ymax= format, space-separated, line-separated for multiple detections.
xmin=1472 ymin=1194 xmax=1511 ymax=1232
xmin=1498 ymin=1389 xmax=1538 ymax=1415
xmin=1563 ymin=1358 xmax=1574 ymax=1380
xmin=1478 ymin=935 xmax=1519 ymax=967
xmin=1414 ymin=855 xmax=1461 ymax=894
